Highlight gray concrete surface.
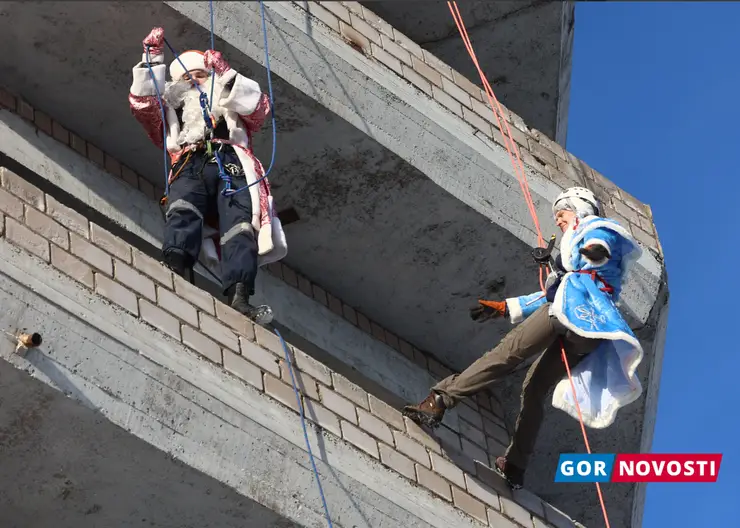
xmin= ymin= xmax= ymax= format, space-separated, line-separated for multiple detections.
xmin=364 ymin=1 xmax=574 ymax=145
xmin=0 ymin=239 xmax=488 ymax=528
xmin=0 ymin=360 xmax=300 ymax=528
xmin=0 ymin=110 xmax=466 ymax=435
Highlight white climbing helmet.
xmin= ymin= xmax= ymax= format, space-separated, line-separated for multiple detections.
xmin=552 ymin=187 xmax=601 ymax=218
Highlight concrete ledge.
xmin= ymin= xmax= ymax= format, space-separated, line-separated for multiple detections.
xmin=0 ymin=163 xmax=580 ymax=528
xmin=0 ymin=250 xmax=468 ymax=527
xmin=0 ymin=109 xmax=163 ymax=249
xmin=0 ymin=115 xmax=516 ymax=467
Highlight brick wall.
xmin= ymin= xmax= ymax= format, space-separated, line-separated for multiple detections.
xmin=0 ymin=164 xmax=582 ymax=528
xmin=300 ymin=1 xmax=662 ymax=257
xmin=0 ymin=90 xmax=164 ymax=203
xmin=1 ymin=82 xmax=514 ymax=461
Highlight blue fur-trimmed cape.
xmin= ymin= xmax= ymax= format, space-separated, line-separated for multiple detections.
xmin=505 ymin=216 xmax=644 ymax=428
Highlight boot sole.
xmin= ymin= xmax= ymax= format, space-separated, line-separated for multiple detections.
xmin=250 ymin=305 xmax=273 ymax=326
xmin=492 ymin=465 xmax=523 ymax=490
xmin=401 ymin=407 xmax=442 ymax=429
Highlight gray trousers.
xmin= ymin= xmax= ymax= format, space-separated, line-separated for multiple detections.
xmin=433 ymin=303 xmax=600 ymax=468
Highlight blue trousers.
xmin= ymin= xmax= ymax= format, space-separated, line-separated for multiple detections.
xmin=163 ymin=146 xmax=258 ymax=295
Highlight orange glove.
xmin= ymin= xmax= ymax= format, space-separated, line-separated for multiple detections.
xmin=470 ymin=300 xmax=507 ymax=321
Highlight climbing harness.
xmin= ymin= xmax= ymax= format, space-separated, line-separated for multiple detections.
xmin=144 ymin=3 xmax=331 ymax=525
xmin=576 ymin=270 xmax=615 ymax=295
xmin=447 ymin=2 xmax=613 ymax=526
xmin=145 ymin=0 xmax=277 ymax=205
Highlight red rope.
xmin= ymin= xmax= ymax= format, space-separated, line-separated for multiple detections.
xmin=447 ymin=3 xmax=611 ymax=526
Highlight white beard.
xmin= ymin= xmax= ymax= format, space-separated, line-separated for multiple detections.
xmin=163 ymin=79 xmax=228 ymax=146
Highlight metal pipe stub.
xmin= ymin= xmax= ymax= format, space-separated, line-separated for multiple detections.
xmin=18 ymin=332 xmax=42 ymax=347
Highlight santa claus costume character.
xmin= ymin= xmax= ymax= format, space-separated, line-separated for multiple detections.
xmin=128 ymin=28 xmax=287 ymax=324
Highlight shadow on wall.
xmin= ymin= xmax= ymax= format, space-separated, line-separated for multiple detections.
xmin=295 ymin=2 xmax=376 ymax=139
xmin=0 ymin=121 xmax=166 ymax=254
xmin=0 ymin=360 xmax=300 ymax=528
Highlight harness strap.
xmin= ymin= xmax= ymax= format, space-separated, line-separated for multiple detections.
xmin=575 ymin=269 xmax=614 ymax=294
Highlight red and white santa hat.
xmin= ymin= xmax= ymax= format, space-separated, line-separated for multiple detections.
xmin=169 ymin=50 xmax=207 ymax=81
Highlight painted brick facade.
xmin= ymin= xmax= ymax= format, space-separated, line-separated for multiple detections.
xmin=296 ymin=1 xmax=663 ymax=257
xmin=0 ymin=164 xmax=583 ymax=528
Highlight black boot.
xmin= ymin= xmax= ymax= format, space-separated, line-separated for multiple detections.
xmin=494 ymin=456 xmax=525 ymax=489
xmin=227 ymin=282 xmax=274 ymax=325
xmin=163 ymin=248 xmax=195 ymax=283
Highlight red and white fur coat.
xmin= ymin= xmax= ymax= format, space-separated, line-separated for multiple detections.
xmin=128 ymin=51 xmax=287 ymax=274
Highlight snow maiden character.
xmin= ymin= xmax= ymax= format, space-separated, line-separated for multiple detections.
xmin=403 ymin=187 xmax=644 ymax=489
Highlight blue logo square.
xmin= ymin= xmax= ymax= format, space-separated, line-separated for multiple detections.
xmin=555 ymin=454 xmax=615 ymax=482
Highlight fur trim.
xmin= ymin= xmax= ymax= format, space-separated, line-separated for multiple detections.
xmin=169 ymin=50 xmax=206 ymax=81
xmin=549 ymin=273 xmax=645 ymax=428
xmin=130 ymin=61 xmax=167 ymax=98
xmin=506 ymin=298 xmax=523 ymax=324
xmin=219 ymin=74 xmax=263 ymax=116
xmin=141 ymin=52 xmax=164 ymax=65
xmin=258 ymin=225 xmax=274 ymax=255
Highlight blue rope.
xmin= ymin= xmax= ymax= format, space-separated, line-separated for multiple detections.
xmin=209 ymin=0 xmax=216 ymax=117
xmin=220 ymin=0 xmax=277 ymax=196
xmin=144 ymin=47 xmax=171 ymax=196
xmin=276 ymin=328 xmax=334 ymax=527
xmin=146 ymin=1 xmax=277 ymax=199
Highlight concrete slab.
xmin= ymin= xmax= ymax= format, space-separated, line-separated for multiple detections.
xmin=0 ymin=239 xmax=488 ymax=528
xmin=0 ymin=360 xmax=299 ymax=528
xmin=364 ymin=1 xmax=575 ymax=144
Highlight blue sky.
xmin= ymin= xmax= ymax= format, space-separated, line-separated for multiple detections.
xmin=567 ymin=2 xmax=739 ymax=526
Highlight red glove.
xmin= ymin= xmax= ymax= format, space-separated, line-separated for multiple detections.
xmin=204 ymin=49 xmax=230 ymax=75
xmin=142 ymin=27 xmax=165 ymax=56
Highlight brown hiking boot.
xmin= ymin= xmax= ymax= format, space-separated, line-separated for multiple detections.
xmin=494 ymin=456 xmax=525 ymax=489
xmin=402 ymin=392 xmax=445 ymax=428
